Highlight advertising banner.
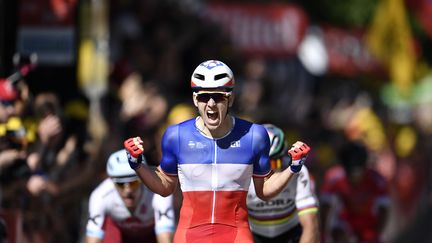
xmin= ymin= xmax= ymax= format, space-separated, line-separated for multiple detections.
xmin=206 ymin=3 xmax=308 ymax=57
xmin=17 ymin=0 xmax=77 ymax=65
xmin=322 ymin=26 xmax=383 ymax=77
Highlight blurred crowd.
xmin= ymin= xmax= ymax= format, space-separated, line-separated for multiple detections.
xmin=1 ymin=1 xmax=432 ymax=243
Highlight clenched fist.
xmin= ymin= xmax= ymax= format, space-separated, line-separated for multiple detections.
xmin=287 ymin=141 xmax=310 ymax=173
xmin=124 ymin=137 xmax=145 ymax=170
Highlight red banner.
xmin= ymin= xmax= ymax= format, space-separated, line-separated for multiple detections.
xmin=18 ymin=0 xmax=77 ymax=26
xmin=205 ymin=3 xmax=308 ymax=57
xmin=322 ymin=26 xmax=384 ymax=77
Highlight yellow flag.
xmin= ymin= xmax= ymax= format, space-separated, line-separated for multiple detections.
xmin=367 ymin=0 xmax=416 ymax=95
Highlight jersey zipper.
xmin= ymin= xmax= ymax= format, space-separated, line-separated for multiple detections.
xmin=211 ymin=139 xmax=218 ymax=224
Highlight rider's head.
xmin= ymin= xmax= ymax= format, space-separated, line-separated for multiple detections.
xmin=338 ymin=141 xmax=368 ymax=182
xmin=191 ymin=60 xmax=235 ymax=132
xmin=191 ymin=60 xmax=235 ymax=92
xmin=107 ymin=149 xmax=144 ymax=209
xmin=263 ymin=124 xmax=289 ymax=171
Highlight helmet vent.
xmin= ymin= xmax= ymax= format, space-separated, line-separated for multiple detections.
xmin=215 ymin=73 xmax=229 ymax=80
xmin=194 ymin=73 xmax=205 ymax=80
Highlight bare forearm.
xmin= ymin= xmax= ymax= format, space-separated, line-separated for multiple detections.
xmin=135 ymin=166 xmax=176 ymax=197
xmin=299 ymin=213 xmax=320 ymax=243
xmin=300 ymin=227 xmax=320 ymax=243
xmin=156 ymin=232 xmax=174 ymax=243
xmin=86 ymin=236 xmax=102 ymax=243
xmin=261 ymin=169 xmax=295 ymax=200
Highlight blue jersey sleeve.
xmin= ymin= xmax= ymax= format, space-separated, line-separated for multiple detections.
xmin=252 ymin=124 xmax=271 ymax=176
xmin=159 ymin=125 xmax=179 ymax=176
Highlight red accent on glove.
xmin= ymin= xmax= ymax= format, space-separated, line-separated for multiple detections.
xmin=288 ymin=141 xmax=310 ymax=160
xmin=124 ymin=137 xmax=144 ymax=158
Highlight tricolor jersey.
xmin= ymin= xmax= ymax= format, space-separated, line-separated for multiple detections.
xmin=159 ymin=117 xmax=271 ymax=242
xmin=86 ymin=178 xmax=175 ymax=241
xmin=247 ymin=165 xmax=319 ymax=238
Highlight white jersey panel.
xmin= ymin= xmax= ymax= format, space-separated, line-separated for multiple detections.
xmin=295 ymin=165 xmax=319 ymax=210
xmin=178 ymin=163 xmax=253 ymax=192
xmin=247 ymin=166 xmax=318 ymax=238
xmin=152 ymin=193 xmax=176 ymax=234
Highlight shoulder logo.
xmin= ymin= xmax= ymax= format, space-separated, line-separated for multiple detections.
xmin=188 ymin=141 xmax=207 ymax=149
xmin=188 ymin=141 xmax=196 ymax=148
xmin=230 ymin=140 xmax=241 ymax=148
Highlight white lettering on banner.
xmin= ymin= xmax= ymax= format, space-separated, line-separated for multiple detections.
xmin=206 ymin=4 xmax=307 ymax=56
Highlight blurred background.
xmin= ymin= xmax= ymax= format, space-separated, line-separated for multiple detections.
xmin=1 ymin=0 xmax=432 ymax=242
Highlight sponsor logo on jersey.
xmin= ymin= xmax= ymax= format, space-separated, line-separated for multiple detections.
xmin=157 ymin=208 xmax=174 ymax=220
xmin=88 ymin=214 xmax=102 ymax=226
xmin=188 ymin=141 xmax=206 ymax=149
xmin=255 ymin=198 xmax=295 ymax=208
xmin=230 ymin=140 xmax=241 ymax=148
xmin=188 ymin=141 xmax=195 ymax=148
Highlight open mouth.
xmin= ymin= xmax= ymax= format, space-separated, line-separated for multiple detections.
xmin=207 ymin=110 xmax=219 ymax=121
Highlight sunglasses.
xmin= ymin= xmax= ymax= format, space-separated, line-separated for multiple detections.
xmin=115 ymin=180 xmax=141 ymax=190
xmin=196 ymin=93 xmax=230 ymax=103
xmin=0 ymin=100 xmax=16 ymax=107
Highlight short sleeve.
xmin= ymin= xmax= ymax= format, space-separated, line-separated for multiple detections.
xmin=252 ymin=124 xmax=271 ymax=177
xmin=159 ymin=125 xmax=179 ymax=175
xmin=295 ymin=166 xmax=319 ymax=214
xmin=86 ymin=186 xmax=107 ymax=239
xmin=152 ymin=193 xmax=176 ymax=235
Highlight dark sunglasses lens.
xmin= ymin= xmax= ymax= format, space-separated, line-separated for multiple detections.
xmin=0 ymin=100 xmax=16 ymax=106
xmin=212 ymin=94 xmax=226 ymax=102
xmin=197 ymin=93 xmax=210 ymax=102
xmin=115 ymin=180 xmax=140 ymax=189
xmin=197 ymin=93 xmax=226 ymax=103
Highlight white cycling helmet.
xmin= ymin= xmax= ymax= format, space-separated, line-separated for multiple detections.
xmin=106 ymin=149 xmax=146 ymax=183
xmin=191 ymin=60 xmax=235 ymax=91
xmin=263 ymin=124 xmax=288 ymax=159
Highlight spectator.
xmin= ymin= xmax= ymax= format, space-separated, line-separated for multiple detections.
xmin=23 ymin=92 xmax=97 ymax=243
xmin=234 ymin=57 xmax=270 ymax=121
xmin=0 ymin=79 xmax=20 ymax=123
xmin=0 ymin=78 xmax=31 ymax=208
xmin=118 ymin=72 xmax=168 ymax=165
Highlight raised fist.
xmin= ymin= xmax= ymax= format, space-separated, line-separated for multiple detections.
xmin=124 ymin=137 xmax=144 ymax=170
xmin=287 ymin=141 xmax=310 ymax=173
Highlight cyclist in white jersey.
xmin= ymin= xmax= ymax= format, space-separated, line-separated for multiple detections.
xmin=247 ymin=124 xmax=320 ymax=243
xmin=85 ymin=149 xmax=175 ymax=243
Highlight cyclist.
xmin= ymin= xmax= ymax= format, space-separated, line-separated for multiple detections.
xmin=247 ymin=124 xmax=320 ymax=243
xmin=85 ymin=149 xmax=175 ymax=243
xmin=124 ymin=60 xmax=311 ymax=243
xmin=320 ymin=141 xmax=389 ymax=243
